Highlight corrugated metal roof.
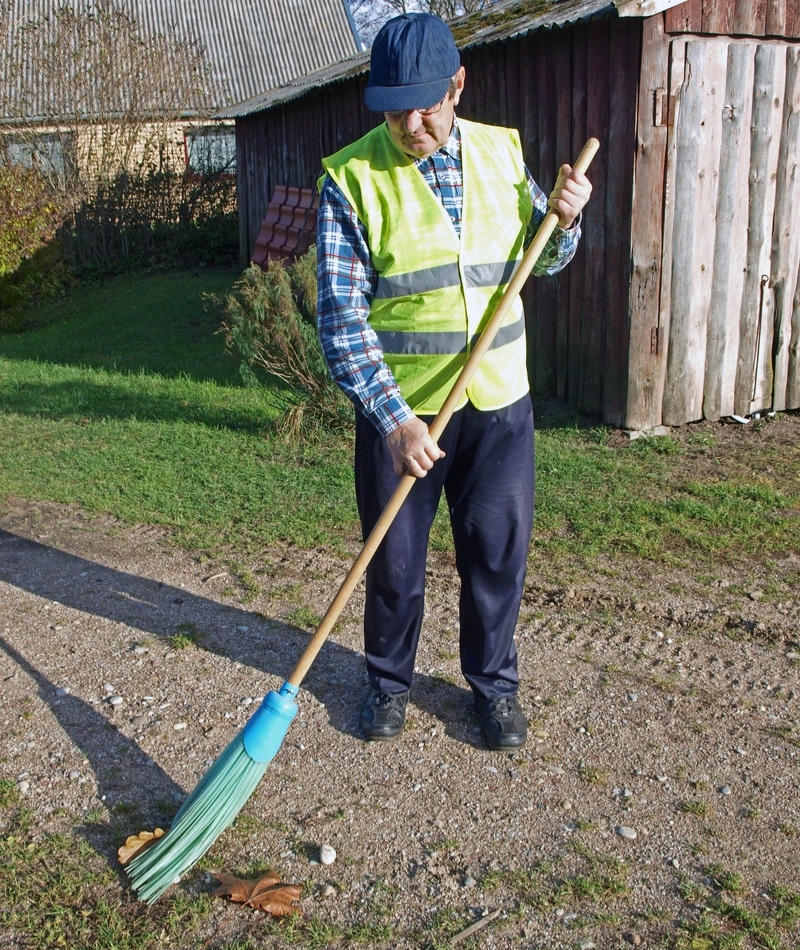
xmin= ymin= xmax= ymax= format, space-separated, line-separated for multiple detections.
xmin=218 ymin=0 xmax=622 ymax=118
xmin=2 ymin=0 xmax=361 ymax=122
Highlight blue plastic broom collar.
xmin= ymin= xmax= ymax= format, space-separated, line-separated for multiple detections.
xmin=242 ymin=681 xmax=300 ymax=763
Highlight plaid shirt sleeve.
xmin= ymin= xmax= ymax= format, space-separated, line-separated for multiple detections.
xmin=316 ymin=152 xmax=581 ymax=436
xmin=316 ymin=175 xmax=415 ymax=437
xmin=527 ymin=169 xmax=582 ymax=275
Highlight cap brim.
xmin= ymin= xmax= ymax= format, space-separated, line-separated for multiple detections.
xmin=364 ymin=76 xmax=450 ymax=113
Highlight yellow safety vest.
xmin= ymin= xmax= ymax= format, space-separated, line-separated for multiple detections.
xmin=321 ymin=118 xmax=532 ymax=414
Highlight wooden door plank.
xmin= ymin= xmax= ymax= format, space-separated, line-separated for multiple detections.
xmin=663 ymin=39 xmax=724 ymax=425
xmin=702 ymin=0 xmax=735 ymax=34
xmin=765 ymin=0 xmax=787 ymax=37
xmin=734 ymin=43 xmax=781 ymax=414
xmin=735 ymin=0 xmax=769 ymax=36
xmin=703 ymin=41 xmax=753 ymax=420
xmin=655 ymin=38 xmax=686 ymax=424
xmin=625 ymin=14 xmax=671 ymax=430
xmin=665 ymin=0 xmax=703 ymax=33
xmin=787 ymin=256 xmax=800 ymax=406
xmin=751 ymin=44 xmax=784 ymax=413
xmin=769 ymin=45 xmax=800 ymax=410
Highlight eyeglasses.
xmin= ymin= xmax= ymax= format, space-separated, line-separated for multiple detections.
xmin=384 ymin=96 xmax=446 ymax=119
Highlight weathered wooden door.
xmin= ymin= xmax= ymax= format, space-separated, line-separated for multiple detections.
xmin=658 ymin=37 xmax=800 ymax=425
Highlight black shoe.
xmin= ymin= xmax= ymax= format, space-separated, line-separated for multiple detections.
xmin=360 ymin=687 xmax=409 ymax=740
xmin=474 ymin=694 xmax=528 ymax=750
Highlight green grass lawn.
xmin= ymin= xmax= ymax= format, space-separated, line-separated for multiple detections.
xmin=0 ymin=267 xmax=798 ymax=569
xmin=0 ymin=268 xmax=359 ymax=551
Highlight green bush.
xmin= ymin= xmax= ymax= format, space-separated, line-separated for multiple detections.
xmin=0 ymin=163 xmax=62 ymax=276
xmin=215 ymin=251 xmax=351 ymax=437
xmin=0 ymin=243 xmax=74 ymax=332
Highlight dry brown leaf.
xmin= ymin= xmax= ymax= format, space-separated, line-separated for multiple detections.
xmin=117 ymin=828 xmax=165 ymax=865
xmin=211 ymin=871 xmax=302 ymax=917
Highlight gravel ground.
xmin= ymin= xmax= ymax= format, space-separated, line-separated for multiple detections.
xmin=1 ymin=416 xmax=799 ymax=948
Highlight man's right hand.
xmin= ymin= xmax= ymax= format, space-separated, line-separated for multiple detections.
xmin=385 ymin=417 xmax=446 ymax=478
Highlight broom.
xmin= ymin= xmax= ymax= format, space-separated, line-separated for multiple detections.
xmin=126 ymin=137 xmax=600 ymax=903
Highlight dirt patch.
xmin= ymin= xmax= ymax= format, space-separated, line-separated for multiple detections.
xmin=1 ymin=414 xmax=799 ymax=948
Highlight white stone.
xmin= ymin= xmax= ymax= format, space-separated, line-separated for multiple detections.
xmin=319 ymin=844 xmax=336 ymax=865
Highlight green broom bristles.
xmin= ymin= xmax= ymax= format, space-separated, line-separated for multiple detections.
xmin=126 ymin=683 xmax=299 ymax=904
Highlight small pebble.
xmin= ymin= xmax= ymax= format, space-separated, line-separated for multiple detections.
xmin=320 ymin=884 xmax=336 ymax=897
xmin=174 ymin=722 xmax=188 ymax=731
xmin=578 ymin=940 xmax=596 ymax=950
xmin=720 ymin=785 xmax=732 ymax=795
xmin=615 ymin=825 xmax=637 ymax=840
xmin=55 ymin=687 xmax=71 ymax=697
xmin=319 ymin=844 xmax=336 ymax=865
xmin=18 ymin=780 xmax=30 ymax=794
xmin=108 ymin=695 xmax=124 ymax=707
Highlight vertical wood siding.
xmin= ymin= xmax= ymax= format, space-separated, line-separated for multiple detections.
xmin=660 ymin=36 xmax=800 ymax=425
xmin=626 ymin=14 xmax=672 ymax=431
xmin=772 ymin=46 xmax=800 ymax=409
xmin=459 ymin=19 xmax=639 ymax=425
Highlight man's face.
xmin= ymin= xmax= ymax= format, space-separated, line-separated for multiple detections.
xmin=384 ymin=66 xmax=465 ymax=160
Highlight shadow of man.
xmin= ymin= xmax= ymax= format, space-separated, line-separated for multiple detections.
xmin=0 ymin=528 xmax=363 ymax=736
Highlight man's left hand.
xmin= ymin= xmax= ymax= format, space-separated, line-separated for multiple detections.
xmin=548 ymin=164 xmax=592 ymax=230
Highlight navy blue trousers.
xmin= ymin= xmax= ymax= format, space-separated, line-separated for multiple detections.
xmin=354 ymin=395 xmax=535 ymax=699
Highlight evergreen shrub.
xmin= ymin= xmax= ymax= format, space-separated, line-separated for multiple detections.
xmin=215 ymin=250 xmax=351 ymax=437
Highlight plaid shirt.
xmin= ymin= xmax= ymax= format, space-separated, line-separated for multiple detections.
xmin=316 ymin=120 xmax=581 ymax=436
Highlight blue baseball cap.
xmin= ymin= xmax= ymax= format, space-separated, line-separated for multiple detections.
xmin=365 ymin=13 xmax=460 ymax=113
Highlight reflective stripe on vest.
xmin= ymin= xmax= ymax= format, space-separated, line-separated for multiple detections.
xmin=375 ymin=312 xmax=525 ymax=356
xmin=374 ymin=259 xmax=518 ymax=300
xmin=321 ymin=119 xmax=532 ymax=413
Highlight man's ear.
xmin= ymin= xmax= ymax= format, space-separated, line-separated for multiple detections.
xmin=452 ymin=66 xmax=466 ymax=106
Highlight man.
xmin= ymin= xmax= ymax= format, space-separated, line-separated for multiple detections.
xmin=316 ymin=12 xmax=591 ymax=749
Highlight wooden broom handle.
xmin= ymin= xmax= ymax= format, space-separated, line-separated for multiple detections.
xmin=288 ymin=137 xmax=600 ymax=688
